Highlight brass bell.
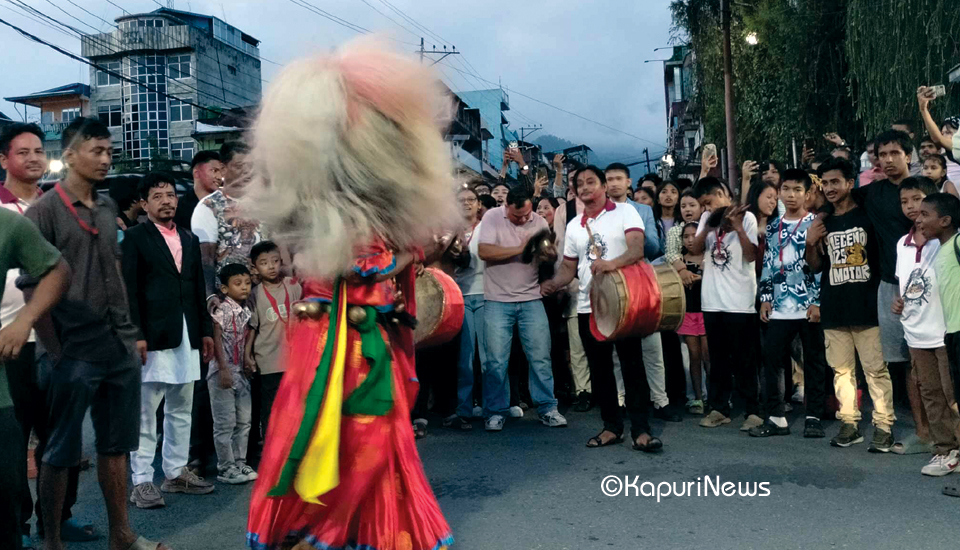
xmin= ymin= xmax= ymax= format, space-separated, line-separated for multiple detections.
xmin=292 ymin=301 xmax=321 ymax=319
xmin=347 ymin=306 xmax=368 ymax=325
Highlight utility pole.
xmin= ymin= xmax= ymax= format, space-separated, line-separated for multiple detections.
xmin=720 ymin=0 xmax=738 ymax=185
xmin=519 ymin=124 xmax=542 ymax=143
xmin=417 ymin=38 xmax=460 ymax=66
xmin=643 ymin=148 xmax=651 ymax=173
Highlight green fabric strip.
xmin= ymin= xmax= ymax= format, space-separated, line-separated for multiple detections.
xmin=342 ymin=306 xmax=394 ymax=416
xmin=267 ymin=280 xmax=341 ymax=497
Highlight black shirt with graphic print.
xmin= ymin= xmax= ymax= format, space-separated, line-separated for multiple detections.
xmin=818 ymin=205 xmax=881 ymax=329
xmin=853 ymin=179 xmax=913 ymax=285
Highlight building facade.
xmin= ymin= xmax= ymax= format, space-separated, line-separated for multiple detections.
xmin=661 ymin=45 xmax=704 ymax=180
xmin=80 ymin=7 xmax=262 ymax=170
xmin=4 ymin=83 xmax=91 ymax=162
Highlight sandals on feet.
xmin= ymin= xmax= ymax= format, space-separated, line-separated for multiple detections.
xmin=586 ymin=431 xmax=623 ymax=448
xmin=413 ymin=419 xmax=428 ymax=439
xmin=60 ymin=518 xmax=99 ymax=542
xmin=632 ymin=435 xmax=663 ymax=453
xmin=127 ymin=536 xmax=170 ymax=550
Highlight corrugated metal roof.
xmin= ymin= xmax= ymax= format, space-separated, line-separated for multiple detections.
xmin=5 ymin=83 xmax=91 ymax=104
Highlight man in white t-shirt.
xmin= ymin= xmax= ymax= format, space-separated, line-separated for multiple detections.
xmin=688 ymin=177 xmax=763 ymax=431
xmin=542 ymin=166 xmax=661 ymax=452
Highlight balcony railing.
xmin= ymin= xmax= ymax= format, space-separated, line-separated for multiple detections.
xmin=41 ymin=122 xmax=71 ymax=136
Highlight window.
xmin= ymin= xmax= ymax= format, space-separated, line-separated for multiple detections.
xmin=137 ymin=19 xmax=163 ymax=28
xmin=98 ymin=104 xmax=122 ymax=127
xmin=168 ymin=54 xmax=191 ymax=79
xmin=123 ymin=55 xmax=169 ymax=162
xmin=62 ymin=108 xmax=80 ymax=123
xmin=169 ymin=99 xmax=192 ymax=122
xmin=171 ymin=140 xmax=195 ymax=163
xmin=97 ymin=61 xmax=121 ymax=86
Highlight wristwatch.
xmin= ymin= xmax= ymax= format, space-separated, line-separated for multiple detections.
xmin=522 ymin=164 xmax=529 ymax=172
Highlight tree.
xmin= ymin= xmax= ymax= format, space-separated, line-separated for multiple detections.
xmin=846 ymin=0 xmax=960 ymax=137
xmin=671 ymin=0 xmax=863 ymax=164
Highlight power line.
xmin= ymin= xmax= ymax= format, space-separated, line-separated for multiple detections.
xmin=0 ymin=15 xmax=216 ymax=115
xmin=366 ymin=2 xmax=541 ymax=127
xmin=0 ymin=2 xmax=75 ymax=40
xmin=376 ymin=0 xmax=450 ymax=46
xmin=441 ymin=62 xmax=665 ymax=148
xmin=103 ymin=0 xmax=128 ymax=15
xmin=355 ymin=0 xmax=419 ymax=41
xmin=285 ymin=0 xmax=416 ymax=46
xmin=108 ymin=0 xmax=279 ymax=75
xmin=8 ymin=2 xmax=257 ymax=108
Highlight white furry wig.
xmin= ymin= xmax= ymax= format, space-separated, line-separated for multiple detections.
xmin=242 ymin=36 xmax=459 ymax=278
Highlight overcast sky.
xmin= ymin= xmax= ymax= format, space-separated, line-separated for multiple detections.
xmin=0 ymin=0 xmax=675 ymax=162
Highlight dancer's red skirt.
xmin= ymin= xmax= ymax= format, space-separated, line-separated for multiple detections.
xmin=246 ymin=314 xmax=453 ymax=550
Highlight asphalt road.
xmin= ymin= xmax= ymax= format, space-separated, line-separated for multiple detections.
xmin=28 ymin=403 xmax=959 ymax=550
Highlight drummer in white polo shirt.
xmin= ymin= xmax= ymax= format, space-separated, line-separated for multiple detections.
xmin=542 ymin=166 xmax=662 ymax=452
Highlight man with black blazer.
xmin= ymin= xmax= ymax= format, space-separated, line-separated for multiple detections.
xmin=121 ymin=172 xmax=216 ymax=509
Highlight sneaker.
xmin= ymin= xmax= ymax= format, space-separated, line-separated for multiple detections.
xmin=921 ymin=451 xmax=960 ymax=477
xmin=686 ymin=400 xmax=704 ymax=415
xmin=792 ymin=385 xmax=805 ymax=403
xmin=130 ymin=482 xmax=166 ymax=509
xmin=699 ymin=410 xmax=731 ymax=428
xmin=803 ymin=418 xmax=826 ymax=439
xmin=238 ymin=463 xmax=258 ymax=482
xmin=472 ymin=405 xmax=483 ymax=419
xmin=830 ymin=423 xmax=864 ymax=447
xmin=161 ymin=470 xmax=214 ymax=495
xmin=485 ymin=415 xmax=505 ymax=432
xmin=748 ymin=419 xmax=790 ymax=437
xmin=508 ymin=405 xmax=524 ymax=418
xmin=784 ymin=403 xmax=794 ymax=413
xmin=740 ymin=414 xmax=764 ymax=432
xmin=518 ymin=401 xmax=530 ymax=411
xmin=653 ymin=405 xmax=683 ymax=422
xmin=539 ymin=410 xmax=568 ymax=428
xmin=217 ymin=465 xmax=247 ymax=484
xmin=868 ymin=428 xmax=895 ymax=453
xmin=574 ymin=391 xmax=593 ymax=412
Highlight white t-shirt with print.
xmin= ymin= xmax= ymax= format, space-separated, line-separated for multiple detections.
xmin=563 ymin=201 xmax=644 ymax=314
xmin=696 ymin=210 xmax=759 ymax=313
xmin=896 ymin=233 xmax=944 ymax=348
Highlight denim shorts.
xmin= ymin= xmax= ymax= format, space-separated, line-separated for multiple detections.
xmin=41 ymin=352 xmax=141 ymax=467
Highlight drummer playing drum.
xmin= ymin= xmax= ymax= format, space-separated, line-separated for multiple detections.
xmin=541 ymin=166 xmax=663 ymax=452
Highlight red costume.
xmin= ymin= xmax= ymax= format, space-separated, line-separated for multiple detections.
xmin=247 ymin=244 xmax=452 ymax=550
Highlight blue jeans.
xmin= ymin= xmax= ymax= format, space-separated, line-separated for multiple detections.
xmin=483 ymin=299 xmax=557 ymax=417
xmin=457 ymin=294 xmax=487 ymax=418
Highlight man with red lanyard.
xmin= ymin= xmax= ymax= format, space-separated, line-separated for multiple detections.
xmin=752 ymin=170 xmax=828 ymax=439
xmin=2 ymin=122 xmax=100 ymax=547
xmin=26 ymin=118 xmax=170 ymax=550
xmin=542 ymin=166 xmax=661 ymax=452
xmin=121 ymin=172 xmax=217 ymax=509
xmin=245 ymin=241 xmax=301 ymax=437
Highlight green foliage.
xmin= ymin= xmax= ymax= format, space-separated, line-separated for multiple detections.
xmin=846 ymin=0 xmax=960 ymax=137
xmin=671 ymin=0 xmax=960 ymax=163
